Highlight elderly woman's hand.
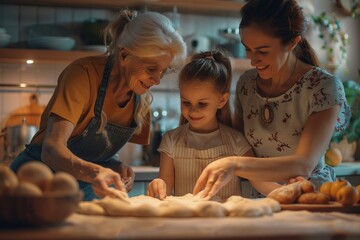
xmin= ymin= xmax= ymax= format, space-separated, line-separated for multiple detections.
xmin=119 ymin=162 xmax=135 ymax=192
xmin=91 ymin=167 xmax=126 ymax=198
xmin=193 ymin=157 xmax=237 ymax=198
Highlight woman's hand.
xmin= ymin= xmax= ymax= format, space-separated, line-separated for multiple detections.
xmin=193 ymin=157 xmax=237 ymax=198
xmin=146 ymin=178 xmax=167 ymax=200
xmin=91 ymin=167 xmax=126 ymax=198
xmin=119 ymin=163 xmax=135 ymax=192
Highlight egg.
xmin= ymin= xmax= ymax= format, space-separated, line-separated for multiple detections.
xmin=0 ymin=165 xmax=18 ymax=195
xmin=11 ymin=182 xmax=42 ymax=197
xmin=47 ymin=172 xmax=79 ymax=196
xmin=17 ymin=161 xmax=53 ymax=191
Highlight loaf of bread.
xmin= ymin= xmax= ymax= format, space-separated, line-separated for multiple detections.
xmin=297 ymin=192 xmax=330 ymax=204
xmin=267 ymin=182 xmax=302 ymax=204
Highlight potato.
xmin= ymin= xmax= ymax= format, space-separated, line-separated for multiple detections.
xmin=0 ymin=165 xmax=18 ymax=195
xmin=297 ymin=192 xmax=330 ymax=204
xmin=17 ymin=161 xmax=53 ymax=191
xmin=47 ymin=172 xmax=79 ymax=195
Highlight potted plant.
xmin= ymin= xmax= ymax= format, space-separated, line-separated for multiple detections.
xmin=330 ymin=79 xmax=360 ymax=161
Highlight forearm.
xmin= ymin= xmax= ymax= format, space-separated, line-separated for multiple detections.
xmin=41 ymin=142 xmax=103 ymax=183
xmin=230 ymin=155 xmax=313 ymax=182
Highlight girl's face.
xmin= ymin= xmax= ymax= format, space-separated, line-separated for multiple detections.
xmin=123 ymin=53 xmax=173 ymax=95
xmin=240 ymin=24 xmax=291 ymax=80
xmin=180 ymin=81 xmax=228 ymax=133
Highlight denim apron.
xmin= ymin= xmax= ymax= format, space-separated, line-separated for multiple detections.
xmin=11 ymin=55 xmax=139 ymax=200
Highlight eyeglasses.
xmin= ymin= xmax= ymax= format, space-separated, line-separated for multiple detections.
xmin=130 ymin=54 xmax=177 ymax=79
xmin=143 ymin=65 xmax=177 ymax=79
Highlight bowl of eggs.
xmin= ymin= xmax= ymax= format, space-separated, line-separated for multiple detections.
xmin=0 ymin=162 xmax=82 ymax=226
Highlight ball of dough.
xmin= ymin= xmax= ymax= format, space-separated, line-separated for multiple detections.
xmin=17 ymin=161 xmax=53 ymax=191
xmin=0 ymin=165 xmax=18 ymax=195
xmin=11 ymin=182 xmax=42 ymax=197
xmin=46 ymin=172 xmax=79 ymax=196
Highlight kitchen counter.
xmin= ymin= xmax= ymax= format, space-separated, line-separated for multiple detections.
xmin=0 ymin=211 xmax=359 ymax=239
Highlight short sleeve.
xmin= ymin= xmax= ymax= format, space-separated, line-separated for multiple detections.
xmin=50 ymin=62 xmax=92 ymax=126
xmin=157 ymin=131 xmax=174 ymax=158
xmin=309 ymin=72 xmax=351 ymax=133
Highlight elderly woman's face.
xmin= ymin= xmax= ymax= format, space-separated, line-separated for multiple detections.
xmin=124 ymin=53 xmax=173 ymax=95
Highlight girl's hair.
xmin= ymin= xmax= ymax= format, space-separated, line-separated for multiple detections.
xmin=178 ymin=50 xmax=233 ymax=127
xmin=240 ymin=0 xmax=320 ymax=66
xmin=101 ymin=9 xmax=187 ymax=134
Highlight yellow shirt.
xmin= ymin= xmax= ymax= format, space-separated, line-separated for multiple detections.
xmin=31 ymin=55 xmax=150 ymax=145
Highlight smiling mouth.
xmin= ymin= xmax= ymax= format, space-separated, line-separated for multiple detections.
xmin=140 ymin=81 xmax=151 ymax=89
xmin=257 ymin=65 xmax=268 ymax=70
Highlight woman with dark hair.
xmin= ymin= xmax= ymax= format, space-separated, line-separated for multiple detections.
xmin=194 ymin=0 xmax=351 ymax=198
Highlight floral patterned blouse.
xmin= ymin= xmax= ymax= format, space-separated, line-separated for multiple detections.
xmin=234 ymin=67 xmax=351 ymax=185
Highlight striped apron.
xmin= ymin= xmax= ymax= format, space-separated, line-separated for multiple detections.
xmin=172 ymin=124 xmax=241 ymax=200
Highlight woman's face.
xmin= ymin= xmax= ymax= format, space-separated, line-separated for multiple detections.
xmin=240 ymin=25 xmax=290 ymax=80
xmin=180 ymin=81 xmax=228 ymax=133
xmin=123 ymin=53 xmax=173 ymax=95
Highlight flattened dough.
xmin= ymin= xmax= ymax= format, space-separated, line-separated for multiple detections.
xmin=76 ymin=193 xmax=281 ymax=218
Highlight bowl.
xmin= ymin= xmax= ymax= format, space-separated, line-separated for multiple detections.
xmin=0 ymin=191 xmax=82 ymax=226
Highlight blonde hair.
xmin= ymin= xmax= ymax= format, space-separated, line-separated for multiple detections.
xmin=102 ymin=9 xmax=187 ymax=134
xmin=178 ymin=50 xmax=233 ymax=127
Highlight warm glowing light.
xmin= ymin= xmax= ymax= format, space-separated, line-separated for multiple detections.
xmin=26 ymin=59 xmax=34 ymax=64
xmin=20 ymin=83 xmax=27 ymax=88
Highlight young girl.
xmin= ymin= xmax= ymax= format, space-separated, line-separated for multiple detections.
xmin=146 ymin=50 xmax=253 ymax=200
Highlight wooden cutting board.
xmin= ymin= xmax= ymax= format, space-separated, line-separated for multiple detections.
xmin=281 ymin=202 xmax=360 ymax=213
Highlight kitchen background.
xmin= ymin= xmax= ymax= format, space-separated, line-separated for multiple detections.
xmin=0 ymin=0 xmax=359 ymax=166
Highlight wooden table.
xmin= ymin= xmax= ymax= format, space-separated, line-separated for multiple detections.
xmin=1 ymin=210 xmax=359 ymax=240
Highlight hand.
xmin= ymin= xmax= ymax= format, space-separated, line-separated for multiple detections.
xmin=288 ymin=176 xmax=307 ymax=184
xmin=119 ymin=162 xmax=135 ymax=192
xmin=193 ymin=157 xmax=237 ymax=198
xmin=91 ymin=167 xmax=126 ymax=198
xmin=146 ymin=178 xmax=167 ymax=200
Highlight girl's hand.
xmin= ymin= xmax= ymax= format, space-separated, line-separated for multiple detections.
xmin=146 ymin=178 xmax=167 ymax=200
xmin=91 ymin=167 xmax=126 ymax=198
xmin=288 ymin=176 xmax=307 ymax=184
xmin=193 ymin=157 xmax=237 ymax=198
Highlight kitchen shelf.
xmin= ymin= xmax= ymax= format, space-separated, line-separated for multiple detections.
xmin=0 ymin=48 xmax=252 ymax=71
xmin=0 ymin=48 xmax=103 ymax=64
xmin=2 ymin=0 xmax=245 ymax=17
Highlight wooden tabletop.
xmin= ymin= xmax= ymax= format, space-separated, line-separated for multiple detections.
xmin=1 ymin=210 xmax=359 ymax=240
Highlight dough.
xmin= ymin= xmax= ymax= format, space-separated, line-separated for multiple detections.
xmin=77 ymin=193 xmax=281 ymax=218
xmin=77 ymin=202 xmax=105 ymax=215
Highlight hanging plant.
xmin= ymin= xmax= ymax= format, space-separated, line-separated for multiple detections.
xmin=311 ymin=12 xmax=350 ymax=66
